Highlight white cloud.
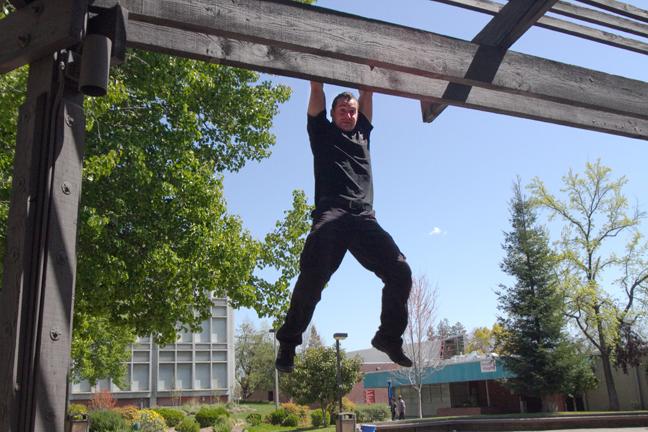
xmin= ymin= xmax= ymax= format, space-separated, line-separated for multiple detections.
xmin=429 ymin=227 xmax=444 ymax=236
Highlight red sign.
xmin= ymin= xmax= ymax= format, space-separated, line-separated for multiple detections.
xmin=364 ymin=389 xmax=375 ymax=404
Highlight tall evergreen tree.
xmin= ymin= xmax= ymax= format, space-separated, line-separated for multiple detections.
xmin=497 ymin=181 xmax=595 ymax=411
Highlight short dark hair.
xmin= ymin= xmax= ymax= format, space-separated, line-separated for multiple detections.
xmin=331 ymin=92 xmax=358 ymax=111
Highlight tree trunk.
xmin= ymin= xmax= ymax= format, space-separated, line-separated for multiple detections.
xmin=541 ymin=394 xmax=559 ymax=412
xmin=600 ymin=351 xmax=620 ymax=410
xmin=417 ymin=388 xmax=423 ymax=418
xmin=595 ymin=319 xmax=619 ymax=410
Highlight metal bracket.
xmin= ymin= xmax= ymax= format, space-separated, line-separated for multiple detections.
xmin=86 ymin=3 xmax=128 ymax=66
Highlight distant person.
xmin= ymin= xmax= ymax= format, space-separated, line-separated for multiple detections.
xmin=274 ymin=81 xmax=413 ymax=373
xmin=390 ymin=396 xmax=397 ymax=420
xmin=398 ymin=395 xmax=406 ymax=420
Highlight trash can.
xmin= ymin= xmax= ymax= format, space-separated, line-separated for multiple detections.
xmin=360 ymin=425 xmax=376 ymax=432
xmin=65 ymin=414 xmax=89 ymax=432
xmin=336 ymin=412 xmax=356 ymax=432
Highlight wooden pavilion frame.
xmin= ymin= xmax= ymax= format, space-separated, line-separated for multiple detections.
xmin=0 ymin=0 xmax=646 ymax=430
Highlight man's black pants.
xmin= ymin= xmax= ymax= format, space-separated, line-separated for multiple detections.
xmin=276 ymin=207 xmax=412 ymax=347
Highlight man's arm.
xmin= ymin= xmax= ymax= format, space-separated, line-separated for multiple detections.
xmin=359 ymin=89 xmax=373 ymax=123
xmin=308 ymin=81 xmax=325 ymax=116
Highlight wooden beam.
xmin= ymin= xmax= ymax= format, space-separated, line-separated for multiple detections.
xmin=92 ymin=0 xmax=648 ymax=121
xmin=553 ymin=1 xmax=648 ymax=39
xmin=0 ymin=0 xmax=86 ymax=74
xmin=125 ymin=20 xmax=648 ymax=140
xmin=430 ymin=0 xmax=648 ymax=55
xmin=422 ymin=0 xmax=559 ymax=123
xmin=0 ymin=53 xmax=85 ymax=432
xmin=472 ymin=0 xmax=560 ymax=49
xmin=576 ymin=0 xmax=648 ymax=23
xmin=8 ymin=0 xmax=33 ymax=8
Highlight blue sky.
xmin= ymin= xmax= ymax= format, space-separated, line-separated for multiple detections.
xmin=223 ymin=1 xmax=648 ymax=351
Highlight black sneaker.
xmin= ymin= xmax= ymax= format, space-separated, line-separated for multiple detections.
xmin=275 ymin=344 xmax=296 ymax=373
xmin=371 ymin=334 xmax=413 ymax=367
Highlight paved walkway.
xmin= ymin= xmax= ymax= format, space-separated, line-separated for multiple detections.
xmin=515 ymin=429 xmax=648 ymax=432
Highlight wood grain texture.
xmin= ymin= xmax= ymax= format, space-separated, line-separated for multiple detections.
xmin=431 ymin=0 xmax=648 ymax=54
xmin=553 ymin=0 xmax=648 ymax=39
xmin=0 ymin=54 xmax=85 ymax=432
xmin=576 ymin=0 xmax=648 ymax=23
xmin=126 ymin=20 xmax=648 ymax=140
xmin=95 ymin=0 xmax=648 ymax=120
xmin=0 ymin=0 xmax=85 ymax=73
xmin=472 ymin=0 xmax=559 ymax=49
xmin=422 ymin=0 xmax=559 ymax=123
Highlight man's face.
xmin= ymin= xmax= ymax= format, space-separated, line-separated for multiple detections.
xmin=331 ymin=98 xmax=359 ymax=132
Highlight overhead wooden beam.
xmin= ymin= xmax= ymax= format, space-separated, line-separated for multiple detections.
xmin=8 ymin=0 xmax=33 ymax=8
xmin=422 ymin=0 xmax=559 ymax=123
xmin=430 ymin=0 xmax=648 ymax=55
xmin=0 ymin=0 xmax=86 ymax=74
xmin=92 ymin=0 xmax=648 ymax=121
xmin=553 ymin=1 xmax=648 ymax=39
xmin=472 ymin=0 xmax=560 ymax=49
xmin=576 ymin=0 xmax=648 ymax=23
xmin=124 ymin=20 xmax=648 ymax=140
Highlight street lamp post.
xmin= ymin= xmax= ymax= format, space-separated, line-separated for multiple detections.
xmin=269 ymin=329 xmax=279 ymax=409
xmin=333 ymin=333 xmax=348 ymax=415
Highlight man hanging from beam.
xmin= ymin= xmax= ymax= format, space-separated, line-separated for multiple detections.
xmin=275 ymin=81 xmax=413 ymax=372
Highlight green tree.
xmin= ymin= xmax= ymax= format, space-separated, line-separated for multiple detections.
xmin=304 ymin=324 xmax=324 ymax=351
xmin=235 ymin=322 xmax=275 ymax=400
xmin=281 ymin=345 xmax=362 ymax=425
xmin=0 ymin=50 xmax=311 ymax=384
xmin=465 ymin=324 xmax=503 ymax=354
xmin=431 ymin=318 xmax=466 ymax=340
xmin=529 ymin=160 xmax=648 ymax=410
xmin=497 ymin=181 xmax=596 ymax=411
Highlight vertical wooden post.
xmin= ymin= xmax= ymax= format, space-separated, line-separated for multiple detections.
xmin=0 ymin=50 xmax=85 ymax=432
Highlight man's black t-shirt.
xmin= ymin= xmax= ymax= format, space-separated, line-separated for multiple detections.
xmin=307 ymin=110 xmax=374 ymax=210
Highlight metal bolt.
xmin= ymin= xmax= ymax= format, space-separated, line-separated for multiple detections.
xmin=2 ymin=321 xmax=12 ymax=337
xmin=56 ymin=251 xmax=67 ymax=265
xmin=61 ymin=182 xmax=72 ymax=195
xmin=10 ymin=247 xmax=19 ymax=262
xmin=18 ymin=33 xmax=31 ymax=48
xmin=50 ymin=328 xmax=61 ymax=341
xmin=15 ymin=176 xmax=25 ymax=191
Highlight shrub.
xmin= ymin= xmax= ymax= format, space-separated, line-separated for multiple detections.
xmin=114 ymin=405 xmax=139 ymax=422
xmin=89 ymin=390 xmax=116 ymax=410
xmin=212 ymin=423 xmax=231 ymax=432
xmin=175 ymin=417 xmax=200 ymax=432
xmin=180 ymin=403 xmax=201 ymax=415
xmin=281 ymin=402 xmax=309 ymax=424
xmin=68 ymin=403 xmax=88 ymax=420
xmin=245 ymin=413 xmax=262 ymax=426
xmin=342 ymin=397 xmax=356 ymax=413
xmin=282 ymin=413 xmax=300 ymax=427
xmin=267 ymin=408 xmax=288 ymax=425
xmin=195 ymin=406 xmax=229 ymax=428
xmin=211 ymin=414 xmax=232 ymax=432
xmin=355 ymin=404 xmax=390 ymax=422
xmin=134 ymin=409 xmax=167 ymax=432
xmin=153 ymin=407 xmax=184 ymax=427
xmin=310 ymin=409 xmax=330 ymax=427
xmin=87 ymin=409 xmax=129 ymax=432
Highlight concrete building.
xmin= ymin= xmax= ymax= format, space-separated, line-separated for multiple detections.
xmin=70 ymin=297 xmax=235 ymax=407
xmin=584 ymin=357 xmax=648 ymax=411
